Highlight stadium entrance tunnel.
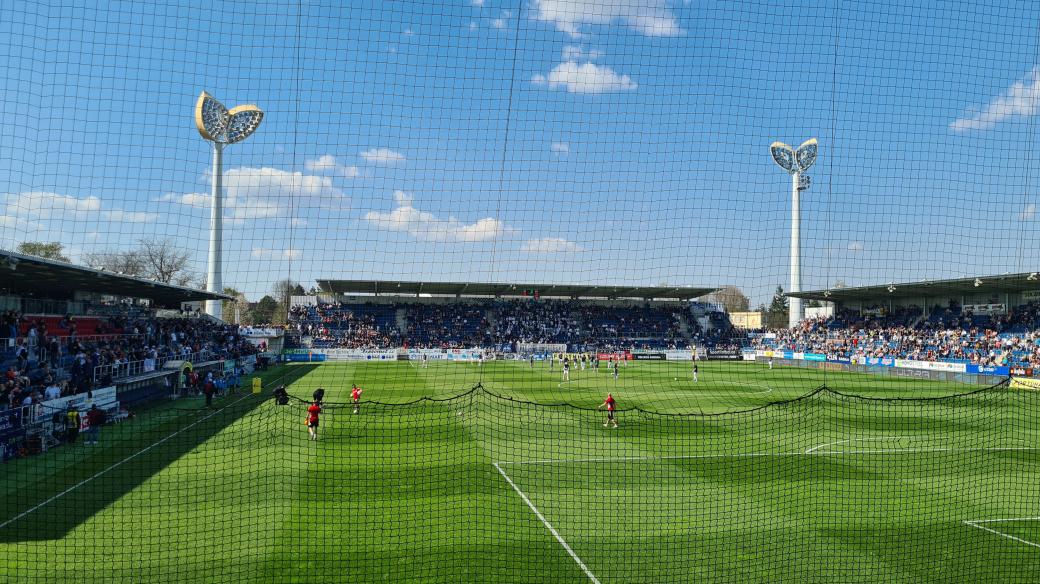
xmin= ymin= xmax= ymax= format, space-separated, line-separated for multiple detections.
xmin=0 ymin=364 xmax=320 ymax=543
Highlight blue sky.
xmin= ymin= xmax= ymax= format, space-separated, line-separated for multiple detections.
xmin=2 ymin=0 xmax=1040 ymax=305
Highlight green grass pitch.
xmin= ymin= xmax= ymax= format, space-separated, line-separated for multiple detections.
xmin=1 ymin=360 xmax=1039 ymax=582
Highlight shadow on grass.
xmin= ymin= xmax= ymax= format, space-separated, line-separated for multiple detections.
xmin=0 ymin=364 xmax=318 ymax=543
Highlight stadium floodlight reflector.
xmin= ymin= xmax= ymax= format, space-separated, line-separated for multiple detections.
xmin=195 ymin=91 xmax=264 ymax=320
xmin=195 ymin=92 xmax=264 ymax=144
xmin=771 ymin=137 xmax=818 ymax=329
xmin=795 ymin=138 xmax=818 ymax=172
xmin=770 ymin=142 xmax=797 ymax=173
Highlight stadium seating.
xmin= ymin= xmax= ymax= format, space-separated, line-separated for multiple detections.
xmin=286 ymin=299 xmax=731 ymax=352
xmin=753 ymin=302 xmax=1040 ymax=367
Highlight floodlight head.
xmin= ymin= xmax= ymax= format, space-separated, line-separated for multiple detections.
xmin=795 ymin=138 xmax=818 ymax=172
xmin=887 ymin=285 xmax=896 ymax=293
xmin=770 ymin=141 xmax=797 ymax=174
xmin=1029 ymin=272 xmax=1039 ymax=281
xmin=195 ymin=91 xmax=263 ymax=145
xmin=974 ymin=278 xmax=983 ymax=287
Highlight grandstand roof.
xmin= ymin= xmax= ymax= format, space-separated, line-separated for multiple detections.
xmin=0 ymin=249 xmax=231 ymax=307
xmin=788 ymin=271 xmax=1040 ymax=302
xmin=317 ymin=279 xmax=716 ymax=300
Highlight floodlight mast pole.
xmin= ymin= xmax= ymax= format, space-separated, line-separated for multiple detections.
xmin=195 ymin=91 xmax=263 ymax=322
xmin=206 ymin=142 xmax=224 ymax=320
xmin=770 ymin=138 xmax=817 ymax=329
xmin=789 ymin=170 xmax=801 ymax=330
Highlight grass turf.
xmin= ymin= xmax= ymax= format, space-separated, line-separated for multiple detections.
xmin=1 ymin=360 xmax=1038 ymax=583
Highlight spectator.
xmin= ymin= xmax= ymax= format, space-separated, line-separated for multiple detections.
xmin=84 ymin=404 xmax=105 ymax=445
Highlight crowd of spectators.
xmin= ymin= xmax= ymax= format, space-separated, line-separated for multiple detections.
xmin=2 ymin=310 xmax=260 ymax=412
xmin=289 ymin=304 xmax=401 ymax=349
xmin=754 ymin=302 xmax=1040 ymax=368
xmin=287 ymin=299 xmax=720 ymax=351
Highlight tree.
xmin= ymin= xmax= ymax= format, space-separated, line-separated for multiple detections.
xmin=16 ymin=242 xmax=70 ymax=262
xmin=766 ymin=285 xmax=789 ymax=329
xmin=249 ymin=295 xmax=279 ymax=324
xmin=222 ymin=287 xmax=248 ymax=324
xmin=708 ymin=285 xmax=750 ymax=312
xmin=271 ymin=279 xmax=305 ymax=325
xmin=137 ymin=238 xmax=195 ymax=286
xmin=83 ymin=238 xmax=197 ymax=286
xmin=83 ymin=249 xmax=145 ymax=276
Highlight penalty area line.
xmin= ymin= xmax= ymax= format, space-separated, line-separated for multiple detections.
xmin=0 ymin=393 xmax=253 ymax=531
xmin=493 ymin=462 xmax=601 ymax=584
xmin=497 ymin=446 xmax=1040 ymax=466
xmin=963 ymin=518 xmax=1040 ymax=550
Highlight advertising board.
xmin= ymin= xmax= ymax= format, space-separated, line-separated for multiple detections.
xmin=893 ymin=359 xmax=967 ymax=373
xmin=706 ymin=348 xmax=742 ymax=360
xmin=632 ymin=352 xmax=666 ymax=361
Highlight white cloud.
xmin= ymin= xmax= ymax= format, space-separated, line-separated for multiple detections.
xmin=164 ymin=167 xmax=348 ymax=222
xmin=469 ymin=21 xmax=478 ymax=30
xmin=532 ymin=0 xmax=682 ymax=38
xmin=360 ymin=148 xmax=406 ymax=165
xmin=550 ymin=142 xmax=570 ymax=153
xmin=472 ymin=0 xmax=484 ymax=6
xmin=561 ymin=46 xmax=602 ymax=61
xmin=521 ymin=237 xmax=583 ymax=253
xmin=951 ymin=67 xmax=1040 ymax=132
xmin=532 ymin=62 xmax=637 ymax=93
xmin=403 ymin=28 xmax=414 ymax=36
xmin=365 ymin=191 xmax=508 ymax=242
xmin=847 ymin=241 xmax=864 ymax=252
xmin=160 ymin=192 xmax=210 ymax=208
xmin=251 ymin=247 xmax=302 ymax=260
xmin=102 ymin=210 xmax=159 ymax=223
xmin=305 ymin=155 xmax=360 ymax=177
xmin=1020 ymin=203 xmax=1036 ymax=221
xmin=4 ymin=191 xmax=102 ymax=219
xmin=492 ymin=18 xmax=506 ymax=29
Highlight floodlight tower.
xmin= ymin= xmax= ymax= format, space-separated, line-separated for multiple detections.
xmin=769 ymin=138 xmax=818 ymax=329
xmin=195 ymin=92 xmax=263 ymax=320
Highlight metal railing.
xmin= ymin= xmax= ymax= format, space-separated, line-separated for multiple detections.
xmin=92 ymin=349 xmax=212 ymax=384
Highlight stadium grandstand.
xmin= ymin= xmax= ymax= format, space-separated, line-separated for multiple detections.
xmin=748 ymin=272 xmax=1040 ymax=377
xmin=288 ymin=279 xmax=728 ymax=353
xmin=0 ymin=248 xmax=264 ymax=460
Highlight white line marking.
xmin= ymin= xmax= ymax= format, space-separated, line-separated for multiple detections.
xmin=967 ymin=516 xmax=1040 ymax=524
xmin=0 ymin=394 xmax=252 ymax=530
xmin=493 ymin=462 xmax=601 ymax=584
xmin=804 ymin=439 xmax=850 ymax=454
xmin=804 ymin=436 xmax=901 ymax=454
xmin=746 ymin=382 xmax=775 ymax=395
xmin=497 ymin=446 xmax=1040 ymax=466
xmin=963 ymin=519 xmax=1040 ymax=549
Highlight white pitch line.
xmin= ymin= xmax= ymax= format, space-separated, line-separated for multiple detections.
xmin=963 ymin=519 xmax=1040 ymax=549
xmin=804 ymin=436 xmax=901 ymax=454
xmin=497 ymin=446 xmax=1040 ymax=466
xmin=0 ymin=394 xmax=252 ymax=530
xmin=965 ymin=516 xmax=1040 ymax=524
xmin=493 ymin=462 xmax=601 ymax=584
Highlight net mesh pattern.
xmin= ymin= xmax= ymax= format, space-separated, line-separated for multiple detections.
xmin=3 ymin=0 xmax=1040 ymax=581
